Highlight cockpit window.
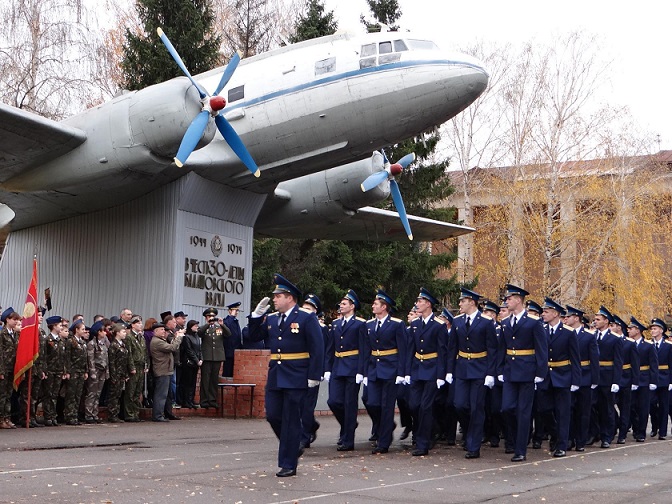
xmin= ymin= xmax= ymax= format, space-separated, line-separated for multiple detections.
xmin=407 ymin=39 xmax=440 ymax=51
xmin=379 ymin=41 xmax=392 ymax=54
xmin=315 ymin=57 xmax=336 ymax=76
xmin=361 ymin=43 xmax=376 ymax=57
xmin=394 ymin=40 xmax=408 ymax=52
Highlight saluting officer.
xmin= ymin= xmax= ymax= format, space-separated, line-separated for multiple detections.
xmin=248 ymin=274 xmax=324 ymax=477
xmin=406 ymin=287 xmax=449 ymax=457
xmin=498 ymin=284 xmax=548 ymax=462
xmin=325 ymin=289 xmax=367 ymax=451
xmin=649 ymin=318 xmax=672 ymax=439
xmin=628 ymin=317 xmax=658 ymax=442
xmin=198 ymin=308 xmax=231 ymax=409
xmin=361 ymin=290 xmax=407 ymax=454
xmin=446 ymin=288 xmax=498 ymax=459
xmin=610 ymin=314 xmax=639 ymax=444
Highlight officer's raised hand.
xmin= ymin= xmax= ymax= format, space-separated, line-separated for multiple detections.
xmin=253 ymin=297 xmax=271 ymax=317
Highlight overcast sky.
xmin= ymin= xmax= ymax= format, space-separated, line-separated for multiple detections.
xmin=323 ymin=0 xmax=672 ymax=151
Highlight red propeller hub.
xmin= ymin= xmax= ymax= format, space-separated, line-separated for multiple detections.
xmin=390 ymin=163 xmax=403 ymax=176
xmin=210 ymin=96 xmax=226 ymax=111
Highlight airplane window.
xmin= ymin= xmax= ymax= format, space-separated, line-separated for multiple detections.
xmin=361 ymin=43 xmax=376 ymax=57
xmin=315 ymin=57 xmax=336 ymax=75
xmin=379 ymin=41 xmax=392 ymax=54
xmin=359 ymin=57 xmax=376 ymax=69
xmin=394 ymin=40 xmax=408 ymax=52
xmin=228 ymin=85 xmax=244 ymax=103
xmin=379 ymin=53 xmax=401 ymax=65
xmin=407 ymin=39 xmax=440 ymax=51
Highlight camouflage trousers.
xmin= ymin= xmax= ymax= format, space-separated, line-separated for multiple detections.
xmin=84 ymin=374 xmax=106 ymax=421
xmin=107 ymin=378 xmax=125 ymax=419
xmin=64 ymin=374 xmax=86 ymax=423
xmin=123 ymin=370 xmax=143 ymax=420
xmin=42 ymin=372 xmax=62 ymax=421
xmin=0 ymin=375 xmax=13 ymax=420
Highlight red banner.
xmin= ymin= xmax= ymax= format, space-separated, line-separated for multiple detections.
xmin=13 ymin=258 xmax=39 ymax=390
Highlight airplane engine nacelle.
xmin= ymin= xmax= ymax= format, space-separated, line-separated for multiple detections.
xmin=127 ymin=78 xmax=215 ymax=158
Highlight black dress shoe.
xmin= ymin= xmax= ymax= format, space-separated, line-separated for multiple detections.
xmin=465 ymin=451 xmax=480 ymax=459
xmin=600 ymin=441 xmax=610 ymax=448
xmin=108 ymin=417 xmax=122 ymax=423
xmin=585 ymin=436 xmax=596 ymax=446
xmin=369 ymin=434 xmax=378 ymax=442
xmin=575 ymin=446 xmax=585 ymax=452
xmin=411 ymin=449 xmax=428 ymax=456
xmin=152 ymin=418 xmax=169 ymax=422
xmin=532 ymin=441 xmax=542 ymax=449
xmin=659 ymin=436 xmax=667 ymax=440
xmin=505 ymin=447 xmax=515 ymax=454
xmin=337 ymin=445 xmax=354 ymax=451
xmin=399 ymin=428 xmax=411 ymax=440
xmin=636 ymin=437 xmax=645 ymax=442
xmin=66 ymin=420 xmax=79 ymax=426
xmin=372 ymin=447 xmax=388 ymax=454
xmin=298 ymin=446 xmax=305 ymax=458
xmin=490 ymin=441 xmax=500 ymax=448
xmin=650 ymin=430 xmax=658 ymax=438
xmin=276 ymin=468 xmax=296 ymax=477
xmin=553 ymin=449 xmax=566 ymax=457
xmin=617 ymin=438 xmax=626 ymax=444
xmin=166 ymin=414 xmax=181 ymax=420
xmin=511 ymin=454 xmax=526 ymax=462
xmin=310 ymin=421 xmax=320 ymax=444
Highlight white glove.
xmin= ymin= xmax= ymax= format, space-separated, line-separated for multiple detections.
xmin=484 ymin=376 xmax=495 ymax=388
xmin=323 ymin=371 xmax=331 ymax=382
xmin=252 ymin=297 xmax=270 ymax=317
xmin=436 ymin=379 xmax=445 ymax=389
xmin=404 ymin=375 xmax=411 ymax=385
xmin=650 ymin=383 xmax=658 ymax=391
xmin=534 ymin=376 xmax=544 ymax=384
xmin=395 ymin=376 xmax=405 ymax=385
xmin=610 ymin=384 xmax=619 ymax=393
xmin=363 ymin=377 xmax=368 ymax=386
xmin=355 ymin=373 xmax=364 ymax=384
xmin=308 ymin=379 xmax=320 ymax=388
xmin=631 ymin=384 xmax=639 ymax=391
xmin=570 ymin=385 xmax=579 ymax=392
xmin=591 ymin=384 xmax=598 ymax=389
xmin=445 ymin=373 xmax=453 ymax=384
xmin=498 ymin=375 xmax=504 ymax=383
xmin=668 ymin=383 xmax=672 ymax=391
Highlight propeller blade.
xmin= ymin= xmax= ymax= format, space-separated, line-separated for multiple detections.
xmin=215 ymin=114 xmax=260 ymax=177
xmin=389 ymin=179 xmax=413 ymax=240
xmin=214 ymin=52 xmax=241 ymax=96
xmin=360 ymin=170 xmax=390 ymax=192
xmin=174 ymin=110 xmax=210 ymax=167
xmin=397 ymin=153 xmax=416 ymax=169
xmin=381 ymin=149 xmax=390 ymax=165
xmin=157 ymin=28 xmax=207 ymax=99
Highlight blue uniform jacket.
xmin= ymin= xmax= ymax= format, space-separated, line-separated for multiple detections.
xmin=223 ymin=315 xmax=242 ymax=358
xmin=247 ymin=306 xmax=324 ymax=389
xmin=405 ymin=314 xmax=448 ymax=381
xmin=654 ymin=339 xmax=672 ymax=388
xmin=576 ymin=327 xmax=599 ymax=387
xmin=635 ymin=338 xmax=659 ymax=387
xmin=619 ymin=336 xmax=641 ymax=388
xmin=596 ymin=330 xmax=623 ymax=387
xmin=498 ymin=311 xmax=548 ymax=382
xmin=361 ymin=316 xmax=407 ymax=381
xmin=538 ymin=323 xmax=581 ymax=389
xmin=326 ymin=316 xmax=367 ymax=378
xmin=447 ymin=311 xmax=498 ymax=379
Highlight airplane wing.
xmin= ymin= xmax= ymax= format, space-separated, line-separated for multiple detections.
xmin=256 ymin=206 xmax=474 ymax=241
xmin=0 ymin=103 xmax=87 ymax=180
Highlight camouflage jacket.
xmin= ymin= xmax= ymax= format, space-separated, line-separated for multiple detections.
xmin=108 ymin=339 xmax=132 ymax=381
xmin=65 ymin=335 xmax=88 ymax=376
xmin=87 ymin=338 xmax=109 ymax=379
xmin=126 ymin=330 xmax=147 ymax=369
xmin=0 ymin=326 xmax=19 ymax=376
xmin=45 ymin=333 xmax=66 ymax=375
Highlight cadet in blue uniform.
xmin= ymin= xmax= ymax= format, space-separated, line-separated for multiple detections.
xmin=326 ymin=289 xmax=367 ymax=451
xmin=628 ymin=317 xmax=658 ymax=442
xmin=406 ymin=287 xmax=448 ymax=456
xmin=498 ymin=284 xmax=548 ymax=462
xmin=648 ymin=318 xmax=672 ymax=439
xmin=361 ymin=290 xmax=407 ymax=454
xmin=610 ymin=314 xmax=640 ymax=444
xmin=564 ymin=305 xmax=599 ymax=452
xmin=247 ymin=274 xmax=324 ymax=477
xmin=482 ymin=300 xmax=506 ymax=449
xmin=446 ymin=288 xmax=498 ymax=459
xmin=222 ymin=302 xmax=242 ymax=377
xmin=536 ymin=298 xmax=581 ymax=457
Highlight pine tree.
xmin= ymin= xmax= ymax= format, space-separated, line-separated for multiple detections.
xmin=289 ymin=0 xmax=338 ymax=43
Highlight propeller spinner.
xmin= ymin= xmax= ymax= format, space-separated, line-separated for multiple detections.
xmin=360 ymin=151 xmax=416 ymax=240
xmin=157 ymin=28 xmax=260 ymax=177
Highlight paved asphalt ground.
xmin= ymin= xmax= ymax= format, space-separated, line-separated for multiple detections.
xmin=1 ymin=415 xmax=671 ymax=504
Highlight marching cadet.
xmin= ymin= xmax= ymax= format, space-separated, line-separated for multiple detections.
xmin=198 ymin=308 xmax=231 ymax=409
xmin=107 ymin=323 xmax=134 ymax=423
xmin=498 ymin=284 xmax=548 ymax=462
xmin=610 ymin=314 xmax=640 ymax=444
xmin=397 ymin=307 xmax=420 ymax=442
xmin=628 ymin=317 xmax=658 ymax=442
xmin=63 ymin=320 xmax=89 ymax=425
xmin=222 ymin=302 xmax=242 ymax=377
xmin=592 ymin=306 xmax=623 ymax=448
xmin=406 ymin=287 xmax=449 ymax=457
xmin=482 ymin=300 xmax=506 ymax=449
xmin=564 ymin=305 xmax=599 ymax=452
xmin=43 ymin=316 xmax=66 ymax=426
xmin=498 ymin=300 xmax=510 ymax=322
xmin=446 ymin=288 xmax=498 ymax=459
xmin=361 ymin=290 xmax=407 ymax=454
xmin=435 ymin=308 xmax=458 ymax=446
xmin=84 ymin=321 xmax=109 ymax=423
xmin=19 ymin=307 xmax=48 ymax=428
xmin=299 ymin=293 xmax=326 ymax=450
xmin=0 ymin=308 xmax=20 ymax=429
xmin=124 ymin=315 xmax=147 ymax=422
xmin=326 ymin=289 xmax=367 ymax=452
xmin=648 ymin=318 xmax=672 ymax=439
xmin=247 ymin=273 xmax=324 ymax=477
xmin=536 ymin=298 xmax=581 ymax=457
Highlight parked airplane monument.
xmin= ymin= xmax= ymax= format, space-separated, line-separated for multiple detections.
xmin=0 ymin=30 xmax=487 ymax=319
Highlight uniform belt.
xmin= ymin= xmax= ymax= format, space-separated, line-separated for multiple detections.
xmin=372 ymin=349 xmax=398 ymax=356
xmin=415 ymin=352 xmax=438 ymax=361
xmin=599 ymin=360 xmax=613 ymax=367
xmin=506 ymin=349 xmax=534 ymax=356
xmin=458 ymin=350 xmax=487 ymax=359
xmin=580 ymin=360 xmax=590 ymax=367
xmin=640 ymin=365 xmax=650 ymax=371
xmin=622 ymin=364 xmax=631 ymax=370
xmin=270 ymin=352 xmax=310 ymax=361
xmin=335 ymin=350 xmax=359 ymax=358
xmin=548 ymin=360 xmax=570 ymax=367
xmin=660 ymin=365 xmax=669 ymax=370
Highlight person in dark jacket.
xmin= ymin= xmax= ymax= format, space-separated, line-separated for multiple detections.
xmin=179 ymin=320 xmax=203 ymax=409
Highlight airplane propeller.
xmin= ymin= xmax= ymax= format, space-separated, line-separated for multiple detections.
xmin=157 ymin=28 xmax=260 ymax=177
xmin=360 ymin=150 xmax=416 ymax=240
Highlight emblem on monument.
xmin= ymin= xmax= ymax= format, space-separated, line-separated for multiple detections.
xmin=211 ymin=235 xmax=223 ymax=257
